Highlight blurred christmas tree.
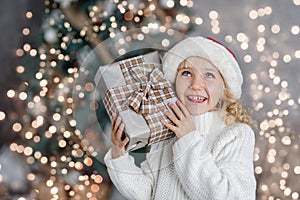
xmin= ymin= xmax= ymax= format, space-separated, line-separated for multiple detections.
xmin=2 ymin=0 xmax=201 ymax=199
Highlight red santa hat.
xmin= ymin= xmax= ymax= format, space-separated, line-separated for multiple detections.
xmin=162 ymin=36 xmax=243 ymax=99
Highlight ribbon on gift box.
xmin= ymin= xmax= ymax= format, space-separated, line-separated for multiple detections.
xmin=103 ymin=63 xmax=175 ymax=145
xmin=127 ymin=66 xmax=171 ymax=114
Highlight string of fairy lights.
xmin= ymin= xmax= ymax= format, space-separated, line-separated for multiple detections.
xmin=0 ymin=0 xmax=300 ymax=199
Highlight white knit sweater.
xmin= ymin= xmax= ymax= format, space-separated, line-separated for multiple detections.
xmin=104 ymin=112 xmax=256 ymax=200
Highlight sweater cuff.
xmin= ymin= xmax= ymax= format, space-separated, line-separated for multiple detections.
xmin=173 ymin=130 xmax=205 ymax=159
xmin=104 ymin=148 xmax=135 ymax=172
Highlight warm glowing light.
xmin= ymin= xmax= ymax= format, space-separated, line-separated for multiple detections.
xmin=294 ymin=166 xmax=300 ymax=174
xmin=41 ymin=156 xmax=48 ymax=164
xmin=281 ymin=136 xmax=291 ymax=145
xmin=16 ymin=65 xmax=25 ymax=73
xmin=7 ymin=89 xmax=15 ymax=98
xmin=240 ymin=42 xmax=248 ymax=50
xmin=90 ymin=184 xmax=99 ymax=193
xmin=237 ymin=32 xmax=247 ymax=42
xmin=255 ymin=166 xmax=263 ymax=174
xmin=244 ymin=55 xmax=252 ymax=63
xmin=93 ymin=175 xmax=103 ymax=184
xmin=58 ymin=140 xmax=67 ymax=148
xmin=84 ymin=157 xmax=93 ymax=166
xmin=16 ymin=49 xmax=24 ymax=57
xmin=75 ymin=162 xmax=83 ymax=170
xmin=283 ymin=55 xmax=292 ymax=63
xmin=30 ymin=49 xmax=37 ymax=56
xmin=250 ymin=73 xmax=257 ymax=80
xmin=27 ymin=173 xmax=35 ymax=181
xmin=50 ymin=187 xmax=59 ymax=195
xmin=293 ymin=0 xmax=300 ymax=5
xmin=249 ymin=10 xmax=258 ymax=19
xmin=23 ymin=43 xmax=31 ymax=51
xmin=271 ymin=24 xmax=280 ymax=34
xmin=26 ymin=11 xmax=33 ymax=19
xmin=149 ymin=4 xmax=156 ymax=11
xmin=0 ymin=111 xmax=5 ymax=121
xmin=35 ymin=72 xmax=43 ymax=79
xmin=209 ymin=10 xmax=218 ymax=19
xmin=162 ymin=39 xmax=170 ymax=47
xmin=19 ymin=92 xmax=28 ymax=100
xmin=260 ymin=120 xmax=269 ymax=131
xmin=53 ymin=113 xmax=61 ymax=121
xmin=212 ymin=26 xmax=220 ymax=34
xmin=12 ymin=123 xmax=22 ymax=132
xmin=257 ymin=24 xmax=266 ymax=33
xmin=295 ymin=50 xmax=300 ymax=58
xmin=63 ymin=131 xmax=71 ymax=138
xmin=264 ymin=6 xmax=272 ymax=15
xmin=24 ymin=147 xmax=33 ymax=156
xmin=195 ymin=17 xmax=203 ymax=25
xmin=16 ymin=145 xmax=24 ymax=153
xmin=292 ymin=192 xmax=299 ymax=199
xmin=124 ymin=12 xmax=133 ymax=21
xmin=167 ymin=0 xmax=175 ymax=8
xmin=69 ymin=119 xmax=77 ymax=127
xmin=34 ymin=151 xmax=42 ymax=159
xmin=49 ymin=125 xmax=57 ymax=134
xmin=291 ymin=25 xmax=300 ymax=35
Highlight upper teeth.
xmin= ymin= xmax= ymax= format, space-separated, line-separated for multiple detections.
xmin=188 ymin=96 xmax=206 ymax=101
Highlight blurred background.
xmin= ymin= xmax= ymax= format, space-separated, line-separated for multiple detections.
xmin=0 ymin=0 xmax=300 ymax=199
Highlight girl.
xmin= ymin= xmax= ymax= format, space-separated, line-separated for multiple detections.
xmin=104 ymin=36 xmax=256 ymax=199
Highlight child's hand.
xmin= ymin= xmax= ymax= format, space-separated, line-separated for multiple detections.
xmin=111 ymin=113 xmax=129 ymax=159
xmin=162 ymin=100 xmax=196 ymax=138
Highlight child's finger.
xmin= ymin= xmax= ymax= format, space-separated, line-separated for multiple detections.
xmin=168 ymin=103 xmax=184 ymax=120
xmin=121 ymin=136 xmax=130 ymax=148
xmin=164 ymin=109 xmax=180 ymax=125
xmin=111 ymin=112 xmax=117 ymax=129
xmin=116 ymin=123 xmax=125 ymax=141
xmin=176 ymin=100 xmax=190 ymax=117
xmin=113 ymin=116 xmax=122 ymax=133
xmin=162 ymin=120 xmax=177 ymax=134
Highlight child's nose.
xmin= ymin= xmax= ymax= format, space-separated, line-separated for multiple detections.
xmin=190 ymin=76 xmax=205 ymax=90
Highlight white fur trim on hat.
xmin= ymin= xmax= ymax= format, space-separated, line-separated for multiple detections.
xmin=162 ymin=36 xmax=243 ymax=99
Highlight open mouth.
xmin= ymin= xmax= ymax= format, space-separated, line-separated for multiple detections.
xmin=187 ymin=95 xmax=207 ymax=103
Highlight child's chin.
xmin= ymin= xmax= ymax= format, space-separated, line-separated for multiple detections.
xmin=189 ymin=109 xmax=207 ymax=116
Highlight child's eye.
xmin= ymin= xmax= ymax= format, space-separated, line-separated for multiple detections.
xmin=181 ymin=70 xmax=192 ymax=77
xmin=204 ymin=72 xmax=215 ymax=78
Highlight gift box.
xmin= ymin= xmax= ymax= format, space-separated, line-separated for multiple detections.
xmin=97 ymin=51 xmax=177 ymax=151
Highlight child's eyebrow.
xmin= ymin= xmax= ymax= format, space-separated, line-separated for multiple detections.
xmin=177 ymin=65 xmax=193 ymax=71
xmin=177 ymin=66 xmax=218 ymax=73
xmin=202 ymin=67 xmax=218 ymax=72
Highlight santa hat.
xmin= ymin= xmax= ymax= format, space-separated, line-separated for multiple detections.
xmin=162 ymin=36 xmax=243 ymax=99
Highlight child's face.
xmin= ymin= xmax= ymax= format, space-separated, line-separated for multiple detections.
xmin=175 ymin=57 xmax=225 ymax=115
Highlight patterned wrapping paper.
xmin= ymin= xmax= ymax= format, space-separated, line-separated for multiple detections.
xmin=98 ymin=51 xmax=177 ymax=151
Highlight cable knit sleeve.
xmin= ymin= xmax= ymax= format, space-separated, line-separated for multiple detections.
xmin=172 ymin=123 xmax=256 ymax=200
xmin=104 ymin=149 xmax=154 ymax=200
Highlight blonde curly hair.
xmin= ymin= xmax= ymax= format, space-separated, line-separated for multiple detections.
xmin=222 ymin=88 xmax=256 ymax=128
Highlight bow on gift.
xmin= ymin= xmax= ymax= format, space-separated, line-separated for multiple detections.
xmin=127 ymin=66 xmax=171 ymax=114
